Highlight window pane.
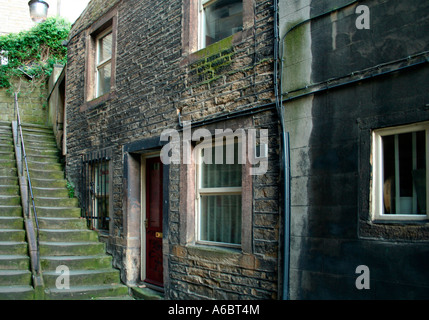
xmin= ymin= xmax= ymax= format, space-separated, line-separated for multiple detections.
xmin=98 ymin=32 xmax=112 ymax=63
xmin=201 ymin=142 xmax=242 ymax=188
xmin=203 ymin=0 xmax=243 ymax=47
xmin=382 ymin=131 xmax=426 ymax=214
xmin=97 ymin=63 xmax=111 ymax=97
xmin=200 ymin=194 xmax=241 ymax=244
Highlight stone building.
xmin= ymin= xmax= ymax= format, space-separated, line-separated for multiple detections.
xmin=65 ymin=0 xmax=282 ymax=299
xmin=280 ymin=0 xmax=429 ymax=299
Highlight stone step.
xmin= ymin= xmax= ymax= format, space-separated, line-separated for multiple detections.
xmin=130 ymin=286 xmax=164 ymax=300
xmin=0 ymin=138 xmax=13 ymax=145
xmin=29 ymin=169 xmax=64 ymax=180
xmin=35 ymin=206 xmax=81 ymax=218
xmin=37 ymin=217 xmax=87 ymax=229
xmin=40 ymin=255 xmax=113 ymax=271
xmin=0 ymin=195 xmax=21 ymax=206
xmin=28 ymin=162 xmax=63 ymax=171
xmin=39 ymin=241 xmax=105 ymax=256
xmin=0 ymin=145 xmax=14 ymax=153
xmin=0 ymin=285 xmax=34 ymax=300
xmin=0 ymin=206 xmax=22 ymax=217
xmin=32 ymin=187 xmax=69 ymax=198
xmin=0 ymin=270 xmax=32 ymax=286
xmin=0 ymin=241 xmax=28 ymax=255
xmin=22 ymin=133 xmax=56 ymax=144
xmin=43 ymin=268 xmax=121 ymax=287
xmin=21 ymin=126 xmax=54 ymax=136
xmin=0 ymin=255 xmax=30 ymax=270
xmin=24 ymin=139 xmax=58 ymax=148
xmin=0 ymin=229 xmax=26 ymax=242
xmin=0 ymin=217 xmax=24 ymax=229
xmin=0 ymin=168 xmax=17 ymax=177
xmin=39 ymin=229 xmax=98 ymax=242
xmin=0 ymin=160 xmax=16 ymax=168
xmin=0 ymin=176 xmax=18 ymax=185
xmin=0 ymin=185 xmax=20 ymax=196
xmin=44 ymin=284 xmax=129 ymax=300
xmin=26 ymin=146 xmax=60 ymax=157
xmin=0 ymin=153 xmax=15 ymax=161
xmin=31 ymin=178 xmax=67 ymax=188
xmin=0 ymin=133 xmax=13 ymax=140
xmin=34 ymin=197 xmax=78 ymax=208
xmin=0 ymin=138 xmax=12 ymax=143
xmin=26 ymin=154 xmax=60 ymax=164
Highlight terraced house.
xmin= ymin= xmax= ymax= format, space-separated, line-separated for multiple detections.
xmin=64 ymin=0 xmax=281 ymax=299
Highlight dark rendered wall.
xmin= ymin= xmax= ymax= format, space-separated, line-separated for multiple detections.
xmin=285 ymin=0 xmax=429 ymax=299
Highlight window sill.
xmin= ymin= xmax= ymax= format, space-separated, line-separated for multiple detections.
xmin=181 ymin=28 xmax=251 ymax=66
xmin=371 ymin=218 xmax=429 ymax=225
xmin=360 ymin=219 xmax=429 ymax=241
xmin=187 ymin=243 xmax=242 ymax=258
xmin=81 ymin=90 xmax=116 ymax=112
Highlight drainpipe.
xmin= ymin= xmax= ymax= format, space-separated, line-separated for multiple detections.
xmin=273 ymin=0 xmax=291 ymax=301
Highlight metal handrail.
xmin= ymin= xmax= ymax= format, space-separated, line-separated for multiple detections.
xmin=14 ymin=92 xmax=41 ymax=275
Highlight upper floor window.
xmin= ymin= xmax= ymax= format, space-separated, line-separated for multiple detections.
xmin=199 ymin=0 xmax=243 ymax=49
xmin=84 ymin=8 xmax=117 ymax=105
xmin=95 ymin=28 xmax=112 ymax=98
xmin=372 ymin=122 xmax=428 ymax=221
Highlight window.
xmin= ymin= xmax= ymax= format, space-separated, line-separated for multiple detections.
xmin=84 ymin=9 xmax=117 ymax=105
xmin=196 ymin=140 xmax=242 ymax=246
xmin=199 ymin=0 xmax=243 ymax=49
xmin=95 ymin=29 xmax=112 ymax=98
xmin=372 ymin=122 xmax=428 ymax=221
xmin=81 ymin=150 xmax=112 ymax=231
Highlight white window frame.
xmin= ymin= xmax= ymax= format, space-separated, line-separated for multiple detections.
xmin=198 ymin=0 xmax=211 ymax=50
xmin=95 ymin=28 xmax=112 ymax=98
xmin=195 ymin=138 xmax=243 ymax=248
xmin=372 ymin=121 xmax=429 ymax=221
xmin=198 ymin=0 xmax=243 ymax=50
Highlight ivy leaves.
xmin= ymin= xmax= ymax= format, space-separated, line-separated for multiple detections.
xmin=0 ymin=17 xmax=71 ymax=88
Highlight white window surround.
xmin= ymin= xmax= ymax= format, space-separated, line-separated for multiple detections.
xmin=371 ymin=121 xmax=429 ymax=221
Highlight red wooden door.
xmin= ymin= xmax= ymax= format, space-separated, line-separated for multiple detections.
xmin=145 ymin=157 xmax=163 ymax=287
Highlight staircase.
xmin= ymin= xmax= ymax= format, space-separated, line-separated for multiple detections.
xmin=0 ymin=121 xmax=34 ymax=300
xmin=0 ymin=122 xmax=131 ymax=299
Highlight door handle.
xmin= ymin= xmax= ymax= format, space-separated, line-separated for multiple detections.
xmin=155 ymin=232 xmax=163 ymax=238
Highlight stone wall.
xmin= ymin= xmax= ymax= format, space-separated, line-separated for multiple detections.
xmin=0 ymin=79 xmax=48 ymax=125
xmin=65 ymin=0 xmax=281 ymax=299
